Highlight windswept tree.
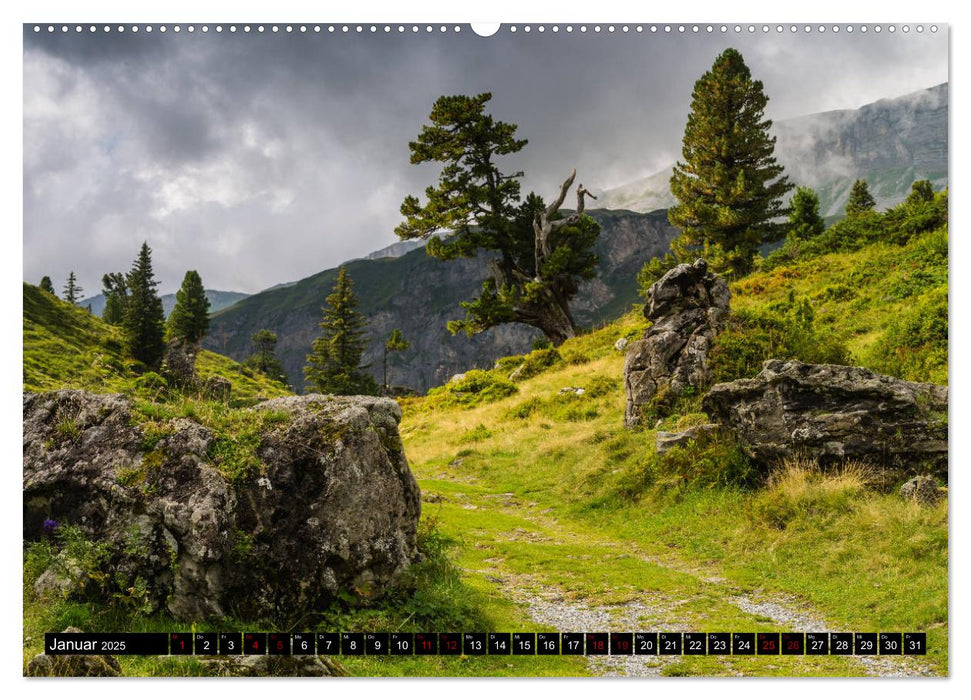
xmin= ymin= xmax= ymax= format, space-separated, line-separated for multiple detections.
xmin=383 ymin=328 xmax=410 ymax=389
xmin=304 ymin=267 xmax=377 ymax=395
xmin=168 ymin=270 xmax=211 ymax=344
xmin=788 ymin=187 xmax=826 ymax=241
xmin=246 ymin=329 xmax=288 ymax=385
xmin=62 ymin=271 xmax=83 ymax=304
xmin=668 ymin=48 xmax=793 ymax=275
xmin=845 ymin=179 xmax=876 ymax=217
xmin=123 ymin=242 xmax=166 ymax=368
xmin=101 ymin=272 xmax=128 ymax=325
xmin=38 ymin=276 xmax=56 ymax=295
xmin=396 ymin=93 xmax=601 ymax=346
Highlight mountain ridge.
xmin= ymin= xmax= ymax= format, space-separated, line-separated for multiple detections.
xmin=596 ymin=83 xmax=948 ymax=217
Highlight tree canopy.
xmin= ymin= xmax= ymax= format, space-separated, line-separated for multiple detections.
xmin=788 ymin=187 xmax=826 ymax=241
xmin=101 ymin=272 xmax=128 ymax=325
xmin=39 ymin=276 xmax=55 ymax=295
xmin=397 ymin=93 xmax=601 ymax=345
xmin=845 ymin=179 xmax=876 ymax=217
xmin=168 ymin=270 xmax=211 ymax=344
xmin=668 ymin=48 xmax=793 ymax=275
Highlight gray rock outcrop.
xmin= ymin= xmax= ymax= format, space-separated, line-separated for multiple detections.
xmin=624 ymin=259 xmax=730 ymax=427
xmin=655 ymin=423 xmax=721 ymax=455
xmin=899 ymin=475 xmax=944 ymax=504
xmin=23 ymin=390 xmax=421 ymax=623
xmin=703 ymin=359 xmax=948 ymax=478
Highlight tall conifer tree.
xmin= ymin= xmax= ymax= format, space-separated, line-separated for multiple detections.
xmin=101 ymin=272 xmax=128 ymax=325
xmin=669 ymin=48 xmax=792 ymax=275
xmin=304 ymin=267 xmax=376 ymax=395
xmin=62 ymin=271 xmax=83 ymax=304
xmin=168 ymin=270 xmax=211 ymax=344
xmin=123 ymin=242 xmax=166 ymax=368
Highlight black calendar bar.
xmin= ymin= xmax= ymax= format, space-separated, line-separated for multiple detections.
xmin=45 ymin=632 xmax=169 ymax=655
xmin=43 ymin=631 xmax=930 ymax=656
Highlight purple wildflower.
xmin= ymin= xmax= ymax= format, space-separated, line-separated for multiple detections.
xmin=42 ymin=518 xmax=59 ymax=535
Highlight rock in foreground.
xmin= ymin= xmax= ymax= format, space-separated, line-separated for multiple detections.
xmin=23 ymin=391 xmax=421 ymax=622
xmin=703 ymin=360 xmax=948 ymax=478
xmin=624 ymin=258 xmax=730 ymax=427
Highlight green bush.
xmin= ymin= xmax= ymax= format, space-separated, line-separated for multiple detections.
xmin=866 ymin=285 xmax=948 ymax=384
xmin=710 ymin=293 xmax=851 ymax=382
xmin=426 ymin=369 xmax=518 ymax=408
xmin=497 ymin=347 xmax=562 ymax=382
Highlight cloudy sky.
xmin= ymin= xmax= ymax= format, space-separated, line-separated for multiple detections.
xmin=23 ymin=24 xmax=948 ymax=296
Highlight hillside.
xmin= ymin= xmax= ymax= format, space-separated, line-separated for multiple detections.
xmin=380 ymin=202 xmax=948 ymax=677
xmin=597 ymin=83 xmax=948 ymax=217
xmin=23 ymin=283 xmax=289 ymax=403
xmin=79 ymin=289 xmax=250 ymax=320
xmin=205 ymin=209 xmax=677 ymax=393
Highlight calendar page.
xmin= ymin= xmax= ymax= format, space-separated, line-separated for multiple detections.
xmin=22 ymin=20 xmax=948 ymax=679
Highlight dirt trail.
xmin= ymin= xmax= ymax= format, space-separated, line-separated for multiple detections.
xmin=436 ymin=481 xmax=935 ymax=677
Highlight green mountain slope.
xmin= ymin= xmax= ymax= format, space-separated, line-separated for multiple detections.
xmin=23 ymin=283 xmax=289 ymax=403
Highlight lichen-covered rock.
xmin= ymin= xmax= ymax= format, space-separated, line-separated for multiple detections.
xmin=624 ymin=258 xmax=730 ymax=427
xmin=655 ymin=423 xmax=721 ymax=455
xmin=162 ymin=340 xmax=199 ymax=388
xmin=703 ymin=359 xmax=948 ymax=478
xmin=23 ymin=390 xmax=421 ymax=623
xmin=202 ymin=376 xmax=232 ymax=402
xmin=899 ymin=475 xmax=944 ymax=504
xmin=199 ymin=654 xmax=349 ymax=677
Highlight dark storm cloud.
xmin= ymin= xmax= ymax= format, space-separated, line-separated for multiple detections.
xmin=23 ymin=24 xmax=948 ymax=295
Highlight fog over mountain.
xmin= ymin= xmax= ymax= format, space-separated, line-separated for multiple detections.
xmin=597 ymin=83 xmax=948 ymax=217
xmin=23 ymin=26 xmax=947 ymax=296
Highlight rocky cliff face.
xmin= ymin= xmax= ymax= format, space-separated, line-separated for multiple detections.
xmin=23 ymin=390 xmax=421 ymax=623
xmin=205 ymin=209 xmax=677 ymax=393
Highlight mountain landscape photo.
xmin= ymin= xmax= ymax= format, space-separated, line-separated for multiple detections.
xmin=22 ymin=23 xmax=948 ymax=681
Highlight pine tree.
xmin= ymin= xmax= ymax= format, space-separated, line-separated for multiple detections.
xmin=669 ymin=48 xmax=793 ymax=275
xmin=845 ymin=179 xmax=876 ymax=217
xmin=62 ymin=271 xmax=83 ymax=304
xmin=101 ymin=272 xmax=128 ymax=325
xmin=383 ymin=328 xmax=411 ymax=389
xmin=39 ymin=276 xmax=55 ymax=295
xmin=122 ymin=242 xmax=166 ymax=368
xmin=397 ymin=93 xmax=601 ymax=345
xmin=167 ymin=270 xmax=210 ymax=344
xmin=245 ymin=329 xmax=288 ymax=385
xmin=788 ymin=187 xmax=826 ymax=240
xmin=304 ymin=267 xmax=376 ymax=395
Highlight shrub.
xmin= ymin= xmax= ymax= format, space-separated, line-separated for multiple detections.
xmin=865 ymin=286 xmax=948 ymax=384
xmin=426 ymin=369 xmax=517 ymax=408
xmin=710 ymin=293 xmax=850 ymax=382
xmin=749 ymin=457 xmax=871 ymax=530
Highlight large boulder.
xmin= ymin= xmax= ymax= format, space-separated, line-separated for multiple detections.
xmin=703 ymin=359 xmax=948 ymax=478
xmin=624 ymin=258 xmax=730 ymax=427
xmin=23 ymin=390 xmax=421 ymax=623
